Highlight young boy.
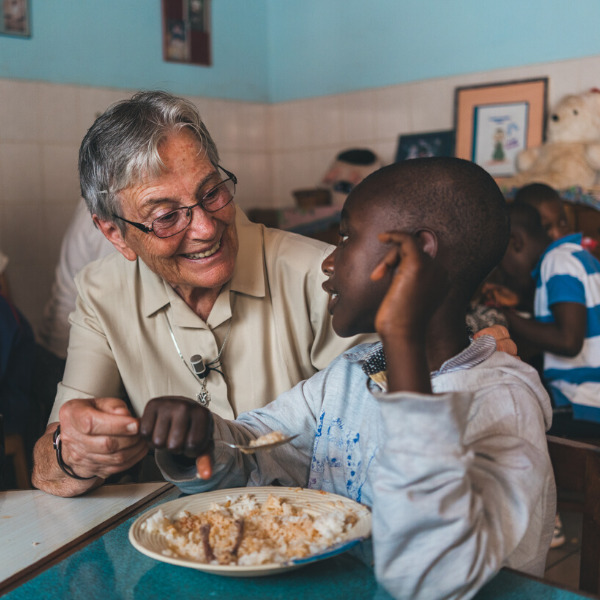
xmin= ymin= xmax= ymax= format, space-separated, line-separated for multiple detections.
xmin=514 ymin=183 xmax=572 ymax=242
xmin=141 ymin=158 xmax=554 ymax=599
xmin=500 ymin=201 xmax=600 ymax=429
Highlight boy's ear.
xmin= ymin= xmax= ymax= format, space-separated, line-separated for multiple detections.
xmin=415 ymin=229 xmax=438 ymax=258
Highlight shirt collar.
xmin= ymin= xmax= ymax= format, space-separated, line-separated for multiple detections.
xmin=347 ymin=336 xmax=497 ymax=391
xmin=531 ymin=232 xmax=582 ymax=280
xmin=140 ymin=207 xmax=266 ymax=321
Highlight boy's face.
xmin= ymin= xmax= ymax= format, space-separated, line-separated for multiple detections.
xmin=499 ymin=229 xmax=540 ymax=297
xmin=537 ymin=200 xmax=571 ymax=241
xmin=321 ymin=190 xmax=395 ymax=337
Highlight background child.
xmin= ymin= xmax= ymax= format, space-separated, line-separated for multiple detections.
xmin=141 ymin=158 xmax=554 ymax=600
xmin=514 ymin=183 xmax=572 ymax=242
xmin=500 ymin=201 xmax=600 ymax=434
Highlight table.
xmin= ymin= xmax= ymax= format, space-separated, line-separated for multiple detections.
xmin=0 ymin=484 xmax=593 ymax=600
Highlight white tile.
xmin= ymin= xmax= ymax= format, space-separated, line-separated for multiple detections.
xmin=270 ymin=150 xmax=314 ymax=207
xmin=78 ymin=86 xmax=133 ymax=144
xmin=236 ymin=102 xmax=269 ymax=152
xmin=306 ymin=95 xmax=343 ymax=148
xmin=409 ymin=78 xmax=455 ymax=133
xmin=0 ymin=79 xmax=40 ymax=142
xmin=310 ymin=146 xmax=343 ymax=186
xmin=269 ymin=100 xmax=313 ymax=150
xmin=371 ymin=138 xmax=399 ymax=166
xmin=0 ymin=142 xmax=43 ymax=204
xmin=373 ymin=85 xmax=412 ymax=140
xmin=218 ymin=150 xmax=270 ymax=210
xmin=39 ymin=82 xmax=82 ymax=144
xmin=0 ymin=201 xmax=44 ymax=269
xmin=340 ymin=89 xmax=377 ymax=144
xmin=41 ymin=144 xmax=80 ymax=204
xmin=208 ymin=99 xmax=244 ymax=152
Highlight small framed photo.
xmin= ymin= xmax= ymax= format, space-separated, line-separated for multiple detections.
xmin=395 ymin=130 xmax=455 ymax=162
xmin=162 ymin=0 xmax=211 ymax=66
xmin=454 ymin=78 xmax=548 ymax=177
xmin=1 ymin=0 xmax=30 ymax=37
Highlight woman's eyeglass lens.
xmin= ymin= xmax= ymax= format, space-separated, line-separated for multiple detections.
xmin=151 ymin=176 xmax=236 ymax=238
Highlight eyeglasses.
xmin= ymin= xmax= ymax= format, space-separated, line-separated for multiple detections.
xmin=113 ymin=166 xmax=237 ymax=239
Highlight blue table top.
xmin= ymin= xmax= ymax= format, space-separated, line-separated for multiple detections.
xmin=3 ymin=489 xmax=591 ymax=600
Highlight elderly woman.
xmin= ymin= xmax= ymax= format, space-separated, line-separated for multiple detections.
xmin=32 ymin=91 xmax=511 ymax=497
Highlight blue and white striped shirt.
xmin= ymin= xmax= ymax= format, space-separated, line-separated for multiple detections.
xmin=533 ymin=233 xmax=600 ymax=421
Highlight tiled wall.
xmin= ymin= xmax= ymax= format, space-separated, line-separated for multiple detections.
xmin=1 ymin=54 xmax=599 ymax=333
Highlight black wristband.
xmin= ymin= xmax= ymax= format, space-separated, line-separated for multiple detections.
xmin=52 ymin=425 xmax=96 ymax=481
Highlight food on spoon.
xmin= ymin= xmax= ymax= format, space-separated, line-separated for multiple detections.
xmin=248 ymin=430 xmax=287 ymax=448
xmin=142 ymin=493 xmax=360 ymax=566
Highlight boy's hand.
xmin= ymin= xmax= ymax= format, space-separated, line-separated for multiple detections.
xmin=371 ymin=231 xmax=448 ymax=340
xmin=140 ymin=396 xmax=213 ymax=459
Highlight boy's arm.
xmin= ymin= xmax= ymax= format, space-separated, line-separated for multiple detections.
xmin=371 ymin=230 xmax=448 ymax=392
xmin=372 ymin=382 xmax=553 ymax=599
xmin=505 ymin=301 xmax=586 ymax=356
xmin=147 ymin=376 xmax=323 ymax=493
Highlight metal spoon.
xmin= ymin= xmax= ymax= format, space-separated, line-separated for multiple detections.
xmin=216 ymin=434 xmax=299 ymax=455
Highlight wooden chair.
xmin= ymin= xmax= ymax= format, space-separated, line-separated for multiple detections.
xmin=547 ymin=434 xmax=600 ymax=594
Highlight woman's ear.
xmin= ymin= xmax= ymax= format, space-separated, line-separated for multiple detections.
xmin=93 ymin=215 xmax=138 ymax=261
xmin=415 ymin=229 xmax=438 ymax=258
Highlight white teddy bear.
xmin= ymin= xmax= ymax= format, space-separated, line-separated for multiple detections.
xmin=501 ymin=89 xmax=600 ymax=190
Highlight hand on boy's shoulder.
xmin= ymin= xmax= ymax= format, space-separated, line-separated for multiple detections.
xmin=371 ymin=230 xmax=448 ymax=340
xmin=473 ymin=325 xmax=518 ymax=357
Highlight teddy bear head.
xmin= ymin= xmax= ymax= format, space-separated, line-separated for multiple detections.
xmin=546 ymin=90 xmax=600 ymax=144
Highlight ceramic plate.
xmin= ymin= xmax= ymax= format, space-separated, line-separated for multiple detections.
xmin=128 ymin=486 xmax=371 ymax=577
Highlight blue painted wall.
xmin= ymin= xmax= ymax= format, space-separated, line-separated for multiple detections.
xmin=267 ymin=0 xmax=600 ymax=101
xmin=0 ymin=0 xmax=270 ymax=101
xmin=1 ymin=0 xmax=600 ymax=102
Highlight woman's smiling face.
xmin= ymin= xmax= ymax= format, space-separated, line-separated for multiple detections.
xmin=113 ymin=129 xmax=239 ymax=298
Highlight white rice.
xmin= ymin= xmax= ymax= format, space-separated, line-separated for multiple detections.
xmin=141 ymin=492 xmax=359 ymax=566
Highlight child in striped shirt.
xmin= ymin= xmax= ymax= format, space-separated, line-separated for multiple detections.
xmin=500 ymin=201 xmax=600 ymax=427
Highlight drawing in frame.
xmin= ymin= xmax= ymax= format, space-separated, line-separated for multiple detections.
xmin=454 ymin=78 xmax=548 ymax=178
xmin=395 ymin=130 xmax=455 ymax=163
xmin=1 ymin=0 xmax=30 ymax=37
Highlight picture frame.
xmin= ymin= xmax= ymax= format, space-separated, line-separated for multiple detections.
xmin=395 ymin=130 xmax=455 ymax=163
xmin=0 ymin=0 xmax=30 ymax=37
xmin=454 ymin=78 xmax=548 ymax=178
xmin=162 ymin=0 xmax=211 ymax=66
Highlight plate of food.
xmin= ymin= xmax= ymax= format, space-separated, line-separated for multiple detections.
xmin=128 ymin=486 xmax=372 ymax=577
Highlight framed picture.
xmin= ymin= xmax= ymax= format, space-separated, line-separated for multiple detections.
xmin=454 ymin=78 xmax=548 ymax=177
xmin=1 ymin=0 xmax=30 ymax=37
xmin=395 ymin=130 xmax=455 ymax=162
xmin=162 ymin=0 xmax=211 ymax=66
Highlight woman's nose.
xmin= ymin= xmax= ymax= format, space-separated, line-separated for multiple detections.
xmin=187 ymin=203 xmax=217 ymax=237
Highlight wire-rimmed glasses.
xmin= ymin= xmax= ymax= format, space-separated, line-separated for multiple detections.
xmin=113 ymin=166 xmax=237 ymax=239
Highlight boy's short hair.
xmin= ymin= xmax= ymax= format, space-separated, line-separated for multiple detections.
xmin=361 ymin=157 xmax=509 ymax=297
xmin=514 ymin=183 xmax=562 ymax=207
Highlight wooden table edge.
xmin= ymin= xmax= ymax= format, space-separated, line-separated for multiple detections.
xmin=0 ymin=482 xmax=174 ymax=595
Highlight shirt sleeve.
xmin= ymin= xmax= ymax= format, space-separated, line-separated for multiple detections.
xmin=48 ymin=288 xmax=123 ymax=423
xmin=371 ymin=386 xmax=553 ymax=600
xmin=155 ymin=373 xmax=326 ymax=495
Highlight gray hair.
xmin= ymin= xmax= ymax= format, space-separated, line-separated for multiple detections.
xmin=79 ymin=90 xmax=220 ymax=225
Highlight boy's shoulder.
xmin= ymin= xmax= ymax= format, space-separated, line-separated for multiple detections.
xmin=539 ymin=235 xmax=600 ymax=279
